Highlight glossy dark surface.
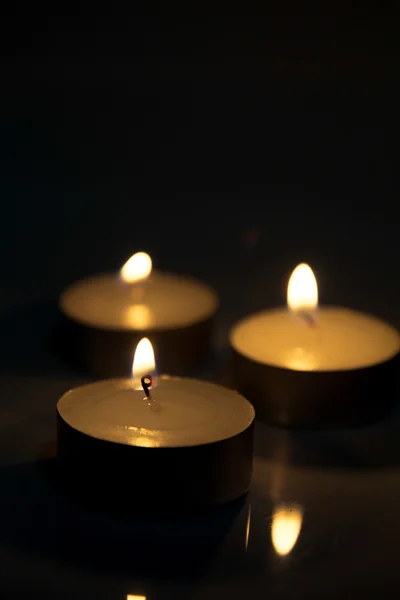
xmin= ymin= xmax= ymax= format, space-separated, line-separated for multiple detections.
xmin=1 ymin=300 xmax=400 ymax=599
xmin=1 ymin=8 xmax=400 ymax=599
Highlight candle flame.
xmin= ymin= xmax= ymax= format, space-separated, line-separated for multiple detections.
xmin=271 ymin=504 xmax=303 ymax=556
xmin=287 ymin=263 xmax=318 ymax=312
xmin=120 ymin=252 xmax=152 ymax=284
xmin=132 ymin=337 xmax=156 ymax=389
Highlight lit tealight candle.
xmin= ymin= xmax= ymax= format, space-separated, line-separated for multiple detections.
xmin=59 ymin=252 xmax=218 ymax=377
xmin=57 ymin=338 xmax=255 ymax=514
xmin=230 ymin=263 xmax=400 ymax=427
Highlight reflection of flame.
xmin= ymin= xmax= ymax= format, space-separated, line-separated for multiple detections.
xmin=132 ymin=337 xmax=156 ymax=389
xmin=127 ymin=596 xmax=146 ymax=600
xmin=124 ymin=304 xmax=152 ymax=329
xmin=287 ymin=263 xmax=318 ymax=312
xmin=271 ymin=504 xmax=303 ymax=556
xmin=121 ymin=252 xmax=152 ymax=283
xmin=245 ymin=504 xmax=251 ymax=551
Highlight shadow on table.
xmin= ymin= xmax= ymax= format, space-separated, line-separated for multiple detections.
xmin=254 ymin=411 xmax=400 ymax=470
xmin=0 ymin=448 xmax=252 ymax=585
xmin=212 ymin=348 xmax=400 ymax=471
xmin=0 ymin=300 xmax=78 ymax=377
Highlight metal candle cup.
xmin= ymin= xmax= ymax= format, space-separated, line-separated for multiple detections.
xmin=59 ymin=252 xmax=219 ymax=377
xmin=57 ymin=338 xmax=255 ymax=514
xmin=230 ymin=264 xmax=400 ymax=428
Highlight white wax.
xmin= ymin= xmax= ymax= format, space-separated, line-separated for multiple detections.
xmin=60 ymin=271 xmax=218 ymax=330
xmin=230 ymin=307 xmax=400 ymax=372
xmin=57 ymin=377 xmax=254 ymax=448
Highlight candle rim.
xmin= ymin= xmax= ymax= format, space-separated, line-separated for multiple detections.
xmin=230 ymin=305 xmax=400 ymax=372
xmin=59 ymin=270 xmax=219 ymax=331
xmin=57 ymin=375 xmax=255 ymax=449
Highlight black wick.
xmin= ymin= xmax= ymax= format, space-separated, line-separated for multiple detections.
xmin=298 ymin=311 xmax=316 ymax=328
xmin=141 ymin=374 xmax=154 ymax=398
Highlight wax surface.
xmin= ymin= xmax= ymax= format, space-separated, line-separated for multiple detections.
xmin=60 ymin=271 xmax=218 ymax=330
xmin=57 ymin=377 xmax=254 ymax=447
xmin=230 ymin=307 xmax=400 ymax=371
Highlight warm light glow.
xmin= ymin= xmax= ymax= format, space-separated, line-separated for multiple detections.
xmin=285 ymin=347 xmax=317 ymax=371
xmin=271 ymin=504 xmax=303 ymax=556
xmin=127 ymin=596 xmax=146 ymax=600
xmin=123 ymin=304 xmax=153 ymax=329
xmin=132 ymin=337 xmax=156 ymax=389
xmin=287 ymin=263 xmax=318 ymax=312
xmin=120 ymin=252 xmax=152 ymax=284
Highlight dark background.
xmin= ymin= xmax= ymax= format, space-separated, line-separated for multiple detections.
xmin=1 ymin=7 xmax=399 ymax=326
xmin=1 ymin=6 xmax=400 ymax=599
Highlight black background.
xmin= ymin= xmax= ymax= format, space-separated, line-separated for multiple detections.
xmin=1 ymin=7 xmax=399 ymax=326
